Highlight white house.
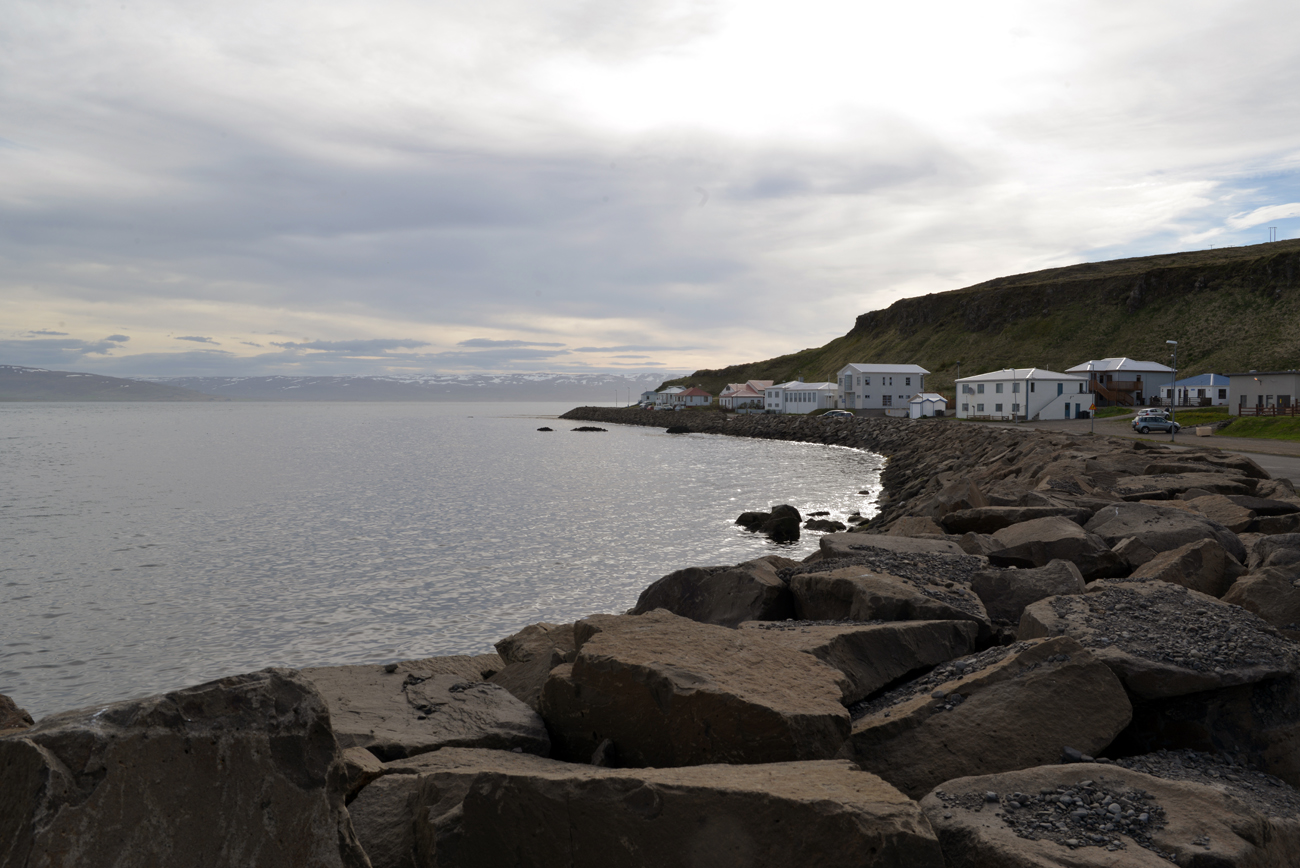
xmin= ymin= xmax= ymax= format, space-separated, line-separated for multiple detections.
xmin=670 ymin=386 xmax=713 ymax=407
xmin=639 ymin=390 xmax=658 ymax=405
xmin=1227 ymin=370 xmax=1300 ymax=416
xmin=837 ymin=364 xmax=929 ymax=413
xmin=908 ymin=393 xmax=948 ymax=419
xmin=719 ymin=380 xmax=773 ymax=410
xmin=1159 ymin=374 xmax=1230 ymax=407
xmin=956 ymin=368 xmax=1094 ymax=421
xmin=1065 ymin=358 xmax=1175 ymax=407
xmin=764 ymin=381 xmax=839 ymax=414
xmin=653 ymin=386 xmax=685 ymax=407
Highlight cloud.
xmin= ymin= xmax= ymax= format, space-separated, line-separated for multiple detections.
xmin=1227 ymin=203 xmax=1300 ymax=230
xmin=572 ymin=345 xmax=694 ymax=353
xmin=239 ymin=340 xmax=263 ymax=347
xmin=269 ymin=338 xmax=431 ymax=353
xmin=27 ymin=329 xmax=68 ymax=336
xmin=175 ymin=335 xmax=218 ymax=344
xmin=457 ymin=338 xmax=567 ymax=348
xmin=105 ymin=334 xmax=129 ymax=342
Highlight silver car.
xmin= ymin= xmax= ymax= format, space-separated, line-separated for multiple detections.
xmin=1133 ymin=415 xmax=1180 ymax=434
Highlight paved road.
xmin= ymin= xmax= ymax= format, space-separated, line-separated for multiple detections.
xmin=978 ymin=415 xmax=1300 ymax=484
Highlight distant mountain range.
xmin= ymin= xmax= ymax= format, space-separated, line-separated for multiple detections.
xmin=0 ymin=365 xmax=224 ymax=402
xmin=0 ymin=366 xmax=681 ymax=402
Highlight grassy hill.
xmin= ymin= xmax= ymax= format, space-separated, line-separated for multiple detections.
xmin=664 ymin=239 xmax=1300 ymax=397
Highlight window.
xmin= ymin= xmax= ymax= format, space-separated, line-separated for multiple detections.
xmin=1012 ymin=382 xmax=1019 ymax=393
xmin=977 ymin=384 xmax=985 ymax=394
xmin=1219 ymin=389 xmax=1227 ymax=399
xmin=905 ymin=377 xmax=911 ymax=386
xmin=1030 ymin=382 xmax=1035 ymax=392
xmin=882 ymin=395 xmax=892 ymax=406
xmin=1078 ymin=383 xmax=1084 ymax=393
xmin=864 ymin=376 xmax=871 ymax=385
xmin=995 ymin=383 xmax=1004 ymax=394
xmin=1057 ymin=383 xmax=1063 ymax=396
xmin=977 ymin=403 xmax=984 ymax=412
xmin=962 ymin=403 xmax=969 ymax=412
xmin=995 ymin=403 xmax=1003 ymax=413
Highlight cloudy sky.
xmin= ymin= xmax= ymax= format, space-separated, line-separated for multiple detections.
xmin=4 ymin=0 xmax=1300 ymax=378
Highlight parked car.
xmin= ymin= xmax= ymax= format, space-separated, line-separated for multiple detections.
xmin=1135 ymin=407 xmax=1168 ymax=420
xmin=822 ymin=410 xmax=854 ymax=419
xmin=1133 ymin=415 xmax=1180 ymax=434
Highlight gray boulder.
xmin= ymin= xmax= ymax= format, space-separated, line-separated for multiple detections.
xmin=487 ymin=622 xmax=576 ymax=711
xmin=540 ymin=609 xmax=850 ymax=766
xmin=820 ymin=532 xmax=966 ymax=559
xmin=1112 ymin=471 xmax=1256 ymax=500
xmin=839 ymin=637 xmax=1131 ymax=799
xmin=1185 ymin=493 xmax=1256 ymax=533
xmin=789 ymin=567 xmax=991 ymax=640
xmin=378 ymin=748 xmax=944 ymax=868
xmin=1248 ymin=533 xmax=1300 ymax=570
xmin=0 ymin=693 xmax=33 ymax=733
xmin=940 ymin=506 xmax=1093 ymax=535
xmin=1019 ymin=581 xmax=1300 ymax=699
xmin=740 ymin=620 xmax=980 ymax=704
xmin=301 ymin=658 xmax=549 ymax=761
xmin=0 ymin=669 xmax=368 ymax=868
xmin=1222 ymin=566 xmax=1300 ymax=633
xmin=1124 ymin=537 xmax=1245 ymax=597
xmin=630 ymin=555 xmax=797 ymax=626
xmin=970 ymin=559 xmax=1086 ymax=624
xmin=1085 ymin=502 xmax=1247 ymax=562
xmin=987 ymin=516 xmax=1126 ymax=580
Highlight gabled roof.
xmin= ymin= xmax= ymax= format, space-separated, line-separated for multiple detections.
xmin=839 ymin=363 xmax=930 ymax=375
xmin=769 ymin=381 xmax=837 ymax=391
xmin=658 ymin=386 xmax=685 ymax=394
xmin=1169 ymin=373 xmax=1230 ymax=388
xmin=746 ymin=380 xmax=775 ymax=391
xmin=1066 ymin=357 xmax=1174 ymax=374
xmin=956 ymin=368 xmax=1086 ymax=382
xmin=909 ymin=392 xmax=947 ymax=402
xmin=678 ymin=387 xmax=712 ymax=397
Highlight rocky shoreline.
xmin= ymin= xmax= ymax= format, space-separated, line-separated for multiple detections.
xmin=5 ymin=407 xmax=1300 ymax=866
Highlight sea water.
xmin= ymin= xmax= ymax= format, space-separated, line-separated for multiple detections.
xmin=0 ymin=402 xmax=883 ymax=719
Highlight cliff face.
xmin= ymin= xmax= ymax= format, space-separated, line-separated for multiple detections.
xmin=668 ymin=241 xmax=1300 ymax=396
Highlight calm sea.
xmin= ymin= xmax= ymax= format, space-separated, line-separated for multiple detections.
xmin=1 ymin=402 xmax=883 ymax=719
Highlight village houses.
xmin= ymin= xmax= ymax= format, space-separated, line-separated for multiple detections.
xmin=956 ymin=368 xmax=1095 ymax=421
xmin=836 ymin=364 xmax=929 ymax=412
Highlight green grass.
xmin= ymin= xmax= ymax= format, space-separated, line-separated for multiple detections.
xmin=1216 ymin=416 xmax=1300 ymax=442
xmin=1094 ymin=406 xmax=1132 ymax=419
xmin=1166 ymin=406 xmax=1230 ymax=427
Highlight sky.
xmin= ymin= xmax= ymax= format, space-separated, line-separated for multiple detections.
xmin=4 ymin=0 xmax=1300 ymax=379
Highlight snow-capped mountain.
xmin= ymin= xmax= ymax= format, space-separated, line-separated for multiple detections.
xmin=136 ymin=372 xmax=683 ymax=402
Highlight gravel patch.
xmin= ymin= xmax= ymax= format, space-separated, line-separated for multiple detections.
xmin=1050 ymin=584 xmax=1300 ymax=673
xmin=933 ymin=778 xmax=1172 ymax=859
xmin=1117 ymin=749 xmax=1300 ymax=820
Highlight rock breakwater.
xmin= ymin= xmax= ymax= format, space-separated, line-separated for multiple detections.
xmin=5 ymin=406 xmax=1300 ymax=866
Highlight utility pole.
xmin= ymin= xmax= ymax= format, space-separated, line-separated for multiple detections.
xmin=1166 ymin=340 xmax=1178 ymax=442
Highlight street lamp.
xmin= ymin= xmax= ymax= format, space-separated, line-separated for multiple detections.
xmin=1166 ymin=340 xmax=1178 ymax=442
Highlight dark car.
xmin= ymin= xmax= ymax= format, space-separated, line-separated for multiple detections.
xmin=822 ymin=410 xmax=854 ymax=419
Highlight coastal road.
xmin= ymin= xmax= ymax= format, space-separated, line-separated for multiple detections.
xmin=979 ymin=415 xmax=1300 ymax=484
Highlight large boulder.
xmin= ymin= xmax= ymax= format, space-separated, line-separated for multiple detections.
xmin=970 ymin=559 xmax=1086 ymax=625
xmin=1223 ymin=566 xmax=1300 ymax=633
xmin=838 ymin=637 xmax=1131 ymax=799
xmin=926 ymin=478 xmax=989 ymax=521
xmin=740 ymin=620 xmax=981 ymax=704
xmin=0 ymin=669 xmax=369 ymax=868
xmin=1185 ymin=493 xmax=1257 ymax=533
xmin=1019 ymin=581 xmax=1300 ymax=699
xmin=379 ymin=749 xmax=945 ymax=868
xmin=789 ymin=567 xmax=990 ymax=640
xmin=540 ymin=610 xmax=851 ymax=766
xmin=630 ymin=555 xmax=797 ymax=626
xmin=1123 ymin=537 xmax=1245 ymax=597
xmin=0 ymin=694 xmax=33 ymax=734
xmin=1085 ymin=502 xmax=1246 ymax=562
xmin=987 ymin=516 xmax=1126 ymax=580
xmin=821 ymin=532 xmax=967 ymax=558
xmin=939 ymin=506 xmax=1093 ymax=535
xmin=1248 ymin=533 xmax=1300 ymax=570
xmin=301 ymin=656 xmax=549 ymax=761
xmin=1112 ymin=471 xmax=1256 ymax=500
xmin=488 ymin=622 xmax=576 ymax=711
xmin=920 ymin=764 xmax=1300 ymax=867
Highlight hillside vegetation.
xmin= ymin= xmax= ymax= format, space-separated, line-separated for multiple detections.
xmin=664 ymin=239 xmax=1300 ymax=396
